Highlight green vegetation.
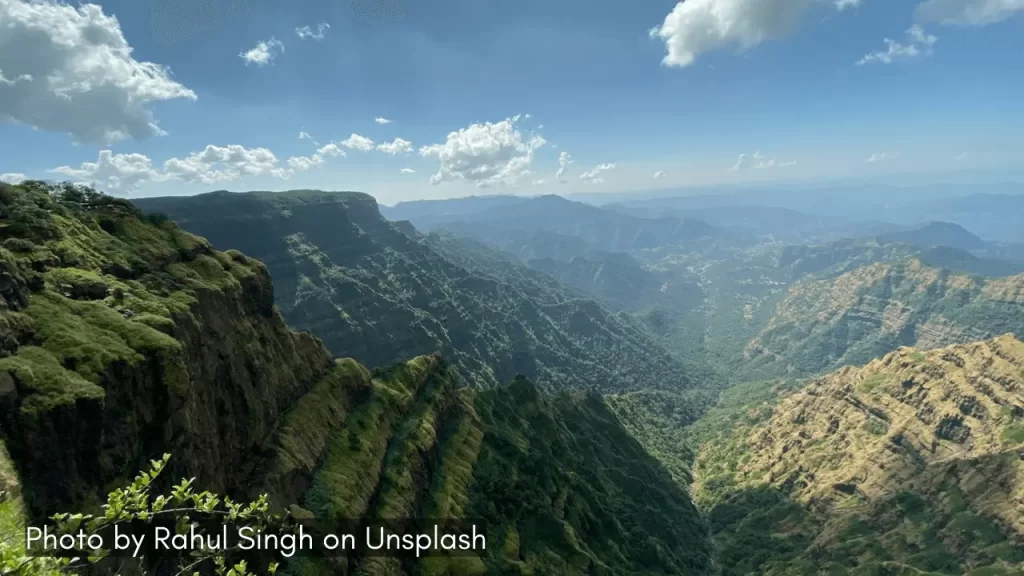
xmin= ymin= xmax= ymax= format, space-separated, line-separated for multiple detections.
xmin=0 ymin=183 xmax=714 ymax=575
xmin=745 ymin=259 xmax=1024 ymax=379
xmin=683 ymin=338 xmax=1024 ymax=575
xmin=134 ymin=191 xmax=699 ymax=394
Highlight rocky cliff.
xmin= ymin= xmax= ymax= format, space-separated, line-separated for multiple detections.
xmin=0 ymin=182 xmax=333 ymax=516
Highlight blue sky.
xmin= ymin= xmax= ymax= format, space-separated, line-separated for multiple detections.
xmin=0 ymin=0 xmax=1022 ymax=204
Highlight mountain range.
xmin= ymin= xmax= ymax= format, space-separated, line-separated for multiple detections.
xmin=134 ymin=190 xmax=708 ymax=395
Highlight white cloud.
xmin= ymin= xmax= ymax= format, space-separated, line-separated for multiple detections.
xmin=857 ymin=25 xmax=938 ymax=65
xmin=298 ymin=131 xmax=313 ymax=140
xmin=164 ymin=144 xmax=289 ymax=183
xmin=240 ymin=37 xmax=284 ymax=66
xmin=295 ymin=23 xmax=329 ymax=40
xmin=400 ymin=168 xmax=416 ymax=174
xmin=916 ymin=0 xmax=1024 ymax=25
xmin=0 ymin=0 xmax=196 ymax=144
xmin=51 ymin=150 xmax=161 ymax=192
xmin=377 ymin=137 xmax=413 ymax=155
xmin=286 ymin=142 xmax=345 ymax=172
xmin=954 ymin=151 xmax=969 ymax=162
xmin=731 ymin=152 xmax=795 ymax=171
xmin=579 ymin=163 xmax=616 ymax=184
xmin=864 ymin=151 xmax=891 ymax=163
xmin=835 ymin=0 xmax=861 ymax=10
xmin=375 ymin=117 xmax=393 ymax=125
xmin=650 ymin=0 xmax=852 ymax=68
xmin=653 ymin=170 xmax=665 ymax=180
xmin=0 ymin=173 xmax=26 ymax=184
xmin=419 ymin=116 xmax=546 ymax=187
xmin=556 ymin=152 xmax=574 ymax=179
xmin=532 ymin=179 xmax=546 ymax=185
xmin=341 ymin=133 xmax=375 ymax=151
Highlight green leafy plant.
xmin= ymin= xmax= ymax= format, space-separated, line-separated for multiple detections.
xmin=2 ymin=455 xmax=284 ymax=576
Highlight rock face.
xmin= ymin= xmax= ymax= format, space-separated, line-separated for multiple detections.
xmin=694 ymin=335 xmax=1024 ymax=574
xmin=0 ymin=183 xmax=333 ymax=516
xmin=745 ymin=259 xmax=1024 ymax=378
xmin=135 ymin=190 xmax=696 ymax=393
xmin=0 ymin=183 xmax=714 ymax=575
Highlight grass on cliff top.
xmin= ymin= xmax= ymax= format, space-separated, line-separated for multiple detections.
xmin=0 ymin=182 xmax=265 ymax=414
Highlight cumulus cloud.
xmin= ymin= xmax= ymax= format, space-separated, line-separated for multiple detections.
xmin=419 ymin=116 xmax=546 ymax=187
xmin=377 ymin=137 xmax=413 ymax=155
xmin=857 ymin=26 xmax=938 ymax=65
xmin=375 ymin=117 xmax=393 ymax=125
xmin=286 ymin=143 xmax=345 ymax=172
xmin=52 ymin=150 xmax=161 ymax=192
xmin=653 ymin=170 xmax=665 ymax=180
xmin=916 ymin=0 xmax=1024 ymax=25
xmin=556 ymin=152 xmax=574 ymax=180
xmin=400 ymin=168 xmax=416 ymax=174
xmin=163 ymin=144 xmax=289 ymax=183
xmin=731 ymin=152 xmax=795 ymax=171
xmin=0 ymin=0 xmax=196 ymax=144
xmin=0 ymin=173 xmax=26 ymax=183
xmin=46 ymin=143 xmax=319 ymax=193
xmin=341 ymin=133 xmax=375 ymax=151
xmin=240 ymin=37 xmax=284 ymax=66
xmin=579 ymin=163 xmax=616 ymax=184
xmin=864 ymin=151 xmax=891 ymax=163
xmin=295 ymin=23 xmax=329 ymax=40
xmin=650 ymin=0 xmax=851 ymax=68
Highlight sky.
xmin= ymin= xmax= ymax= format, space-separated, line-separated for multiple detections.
xmin=0 ymin=0 xmax=1022 ymax=205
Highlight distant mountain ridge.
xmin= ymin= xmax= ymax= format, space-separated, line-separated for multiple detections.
xmin=878 ymin=221 xmax=988 ymax=251
xmin=135 ymin=190 xmax=701 ymax=394
xmin=395 ymin=194 xmax=721 ymax=255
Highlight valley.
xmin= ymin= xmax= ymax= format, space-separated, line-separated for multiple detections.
xmin=1 ymin=180 xmax=1023 ymax=575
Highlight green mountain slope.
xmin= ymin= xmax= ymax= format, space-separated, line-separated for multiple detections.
xmin=744 ymin=258 xmax=1024 ymax=380
xmin=688 ymin=336 xmax=1024 ymax=575
xmin=134 ymin=190 xmax=697 ymax=394
xmin=0 ymin=182 xmax=714 ymax=575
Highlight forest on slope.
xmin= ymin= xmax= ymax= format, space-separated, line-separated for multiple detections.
xmin=0 ymin=182 xmax=714 ymax=575
xmin=134 ymin=191 xmax=711 ymax=397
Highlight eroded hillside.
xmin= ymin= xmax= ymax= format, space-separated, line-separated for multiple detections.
xmin=744 ymin=259 xmax=1024 ymax=379
xmin=693 ymin=336 xmax=1024 ymax=574
xmin=135 ymin=190 xmax=699 ymax=394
